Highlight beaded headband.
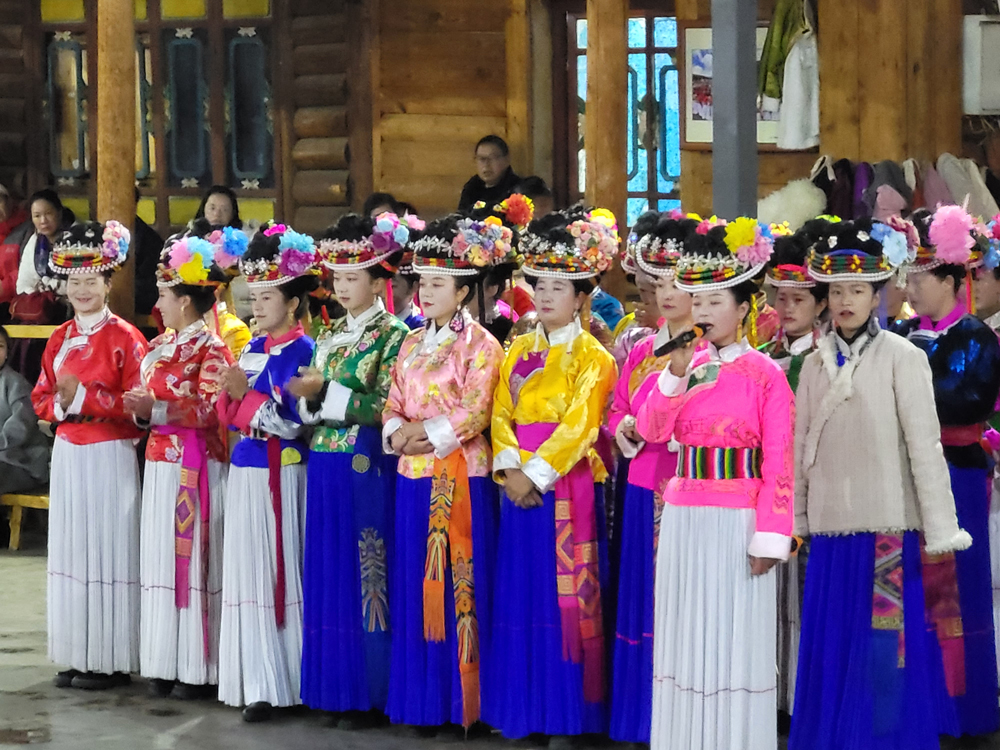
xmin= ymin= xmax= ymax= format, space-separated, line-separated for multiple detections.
xmin=49 ymin=221 xmax=130 ymax=276
xmin=521 ymin=208 xmax=619 ymax=280
xmin=240 ymin=224 xmax=321 ymax=289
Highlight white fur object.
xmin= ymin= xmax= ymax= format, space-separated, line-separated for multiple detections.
xmin=757 ymin=179 xmax=827 ymax=232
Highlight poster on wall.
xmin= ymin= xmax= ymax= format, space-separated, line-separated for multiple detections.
xmin=681 ymin=25 xmax=780 ymax=147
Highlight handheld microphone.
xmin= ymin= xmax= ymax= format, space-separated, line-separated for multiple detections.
xmin=654 ymin=324 xmax=706 ymax=357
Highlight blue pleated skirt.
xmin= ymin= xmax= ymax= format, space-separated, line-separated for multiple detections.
xmin=789 ymin=532 xmax=953 ymax=750
xmin=487 ymin=485 xmax=609 ymax=739
xmin=941 ymin=462 xmax=1000 ymax=737
xmin=300 ymin=427 xmax=397 ymax=713
xmin=387 ymin=475 xmax=499 ymax=727
xmin=609 ymin=483 xmax=655 ymax=743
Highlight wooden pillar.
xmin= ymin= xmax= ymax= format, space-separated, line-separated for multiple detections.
xmin=585 ymin=0 xmax=628 ymax=301
xmin=96 ymin=0 xmax=136 ymax=321
xmin=584 ymin=0 xmax=628 ymax=224
xmin=710 ymin=0 xmax=758 ymax=218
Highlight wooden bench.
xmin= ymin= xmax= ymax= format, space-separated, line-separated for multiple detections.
xmin=1 ymin=489 xmax=48 ymax=550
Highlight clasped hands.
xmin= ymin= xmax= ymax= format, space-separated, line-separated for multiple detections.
xmin=122 ymin=386 xmax=154 ymax=421
xmin=389 ymin=421 xmax=434 ymax=456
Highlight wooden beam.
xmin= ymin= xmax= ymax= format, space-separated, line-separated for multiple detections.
xmin=907 ymin=0 xmax=934 ymax=161
xmin=857 ymin=0 xmax=907 ymax=162
xmin=817 ymin=0 xmax=860 ymax=160
xmin=931 ymin=0 xmax=962 ymax=157
xmin=96 ymin=0 xmax=136 ymax=321
xmin=506 ymin=0 xmax=533 ymax=173
xmin=584 ymin=0 xmax=627 ymax=223
xmin=346 ymin=0 xmax=375 ymax=211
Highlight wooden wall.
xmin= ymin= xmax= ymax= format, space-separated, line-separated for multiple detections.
xmin=817 ymin=0 xmax=962 ymax=162
xmin=369 ymin=0 xmax=533 ymax=219
xmin=0 ymin=0 xmax=31 ymax=197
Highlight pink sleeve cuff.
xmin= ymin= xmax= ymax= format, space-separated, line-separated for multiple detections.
xmin=232 ymin=390 xmax=269 ymax=433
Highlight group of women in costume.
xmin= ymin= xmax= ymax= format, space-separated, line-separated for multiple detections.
xmin=28 ymin=190 xmax=1000 ymax=750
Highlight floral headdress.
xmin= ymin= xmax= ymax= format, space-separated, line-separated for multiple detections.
xmin=157 ymin=224 xmax=247 ymax=288
xmin=907 ymin=204 xmax=979 ymax=273
xmin=766 ymin=217 xmax=839 ymax=289
xmin=49 ymin=220 xmax=130 ymax=276
xmin=412 ymin=213 xmax=518 ymax=276
xmin=520 ymin=206 xmax=620 ymax=279
xmin=974 ymin=214 xmax=1000 ymax=272
xmin=396 ymin=213 xmax=427 ymax=277
xmin=627 ymin=208 xmax=699 ymax=279
xmin=674 ymin=216 xmax=775 ymax=291
xmin=239 ymin=222 xmax=321 ymax=289
xmin=318 ymin=212 xmax=417 ymax=271
xmin=807 ymin=218 xmax=913 ymax=282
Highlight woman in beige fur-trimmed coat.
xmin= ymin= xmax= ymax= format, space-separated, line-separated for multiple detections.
xmin=789 ymin=219 xmax=969 ymax=750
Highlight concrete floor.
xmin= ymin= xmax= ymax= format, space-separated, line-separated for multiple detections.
xmin=0 ymin=514 xmax=996 ymax=749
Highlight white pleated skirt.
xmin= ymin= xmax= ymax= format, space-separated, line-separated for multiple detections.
xmin=48 ymin=437 xmax=142 ymax=674
xmin=218 ymin=463 xmax=307 ymax=708
xmin=139 ymin=459 xmax=227 ymax=684
xmin=651 ymin=504 xmax=777 ymax=750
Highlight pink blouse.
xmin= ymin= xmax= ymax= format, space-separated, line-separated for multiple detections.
xmin=383 ymin=312 xmax=504 ymax=479
xmin=607 ymin=331 xmax=678 ymax=491
xmin=635 ymin=340 xmax=795 ymax=559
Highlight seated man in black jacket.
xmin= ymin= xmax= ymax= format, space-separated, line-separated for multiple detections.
xmin=457 ymin=135 xmax=521 ymax=211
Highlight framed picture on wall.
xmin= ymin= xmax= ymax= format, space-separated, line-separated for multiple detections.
xmin=680 ymin=23 xmax=781 ymax=148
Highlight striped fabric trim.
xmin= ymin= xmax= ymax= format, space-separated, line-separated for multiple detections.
xmin=676 ymin=445 xmax=763 ymax=480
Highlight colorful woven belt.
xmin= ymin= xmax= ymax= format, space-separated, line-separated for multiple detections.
xmin=676 ymin=445 xmax=763 ymax=480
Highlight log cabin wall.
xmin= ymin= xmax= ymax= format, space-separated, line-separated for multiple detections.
xmin=285 ymin=0 xmax=353 ymax=235
xmin=368 ymin=0 xmax=534 ymax=219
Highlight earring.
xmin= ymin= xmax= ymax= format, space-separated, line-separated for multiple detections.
xmin=737 ymin=321 xmax=744 ymax=340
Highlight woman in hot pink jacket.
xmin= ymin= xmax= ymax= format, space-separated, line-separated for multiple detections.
xmin=636 ymin=218 xmax=794 ymax=750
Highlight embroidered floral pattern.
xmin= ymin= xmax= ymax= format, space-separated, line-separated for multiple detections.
xmin=359 ymin=527 xmax=388 ymax=633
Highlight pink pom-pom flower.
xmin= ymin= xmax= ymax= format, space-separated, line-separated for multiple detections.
xmin=929 ymin=205 xmax=975 ymax=265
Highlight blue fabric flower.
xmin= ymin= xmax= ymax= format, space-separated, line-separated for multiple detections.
xmin=986 ymin=239 xmax=1000 ymax=271
xmin=393 ymin=225 xmax=409 ymax=244
xmin=222 ymin=226 xmax=248 ymax=257
xmin=278 ymin=228 xmax=316 ymax=254
xmin=189 ymin=237 xmax=217 ymax=269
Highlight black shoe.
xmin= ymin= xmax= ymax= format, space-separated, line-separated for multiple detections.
xmin=242 ymin=702 xmax=273 ymax=723
xmin=170 ymin=682 xmax=212 ymax=701
xmin=71 ymin=672 xmax=128 ymax=691
xmin=54 ymin=669 xmax=82 ymax=688
xmin=147 ymin=678 xmax=174 ymax=698
xmin=548 ymin=737 xmax=575 ymax=750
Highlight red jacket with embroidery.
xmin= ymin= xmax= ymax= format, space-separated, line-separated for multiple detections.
xmin=141 ymin=323 xmax=234 ymax=464
xmin=32 ymin=312 xmax=149 ymax=445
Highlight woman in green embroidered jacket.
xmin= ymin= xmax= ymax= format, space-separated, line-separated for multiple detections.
xmin=290 ymin=213 xmax=412 ymax=726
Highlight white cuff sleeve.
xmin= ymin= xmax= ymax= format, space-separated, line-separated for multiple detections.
xmin=150 ymin=400 xmax=169 ymax=426
xmin=747 ymin=531 xmax=792 ymax=562
xmin=382 ymin=416 xmax=405 ymax=455
xmin=614 ymin=416 xmax=644 ymax=459
xmin=493 ymin=447 xmax=522 ymax=473
xmin=320 ymin=381 xmax=352 ymax=423
xmin=657 ymin=367 xmax=689 ymax=397
xmin=424 ymin=415 xmax=462 ymax=459
xmin=667 ymin=437 xmax=681 ymax=453
xmin=522 ymin=455 xmax=560 ymax=495
xmin=54 ymin=383 xmax=86 ymax=422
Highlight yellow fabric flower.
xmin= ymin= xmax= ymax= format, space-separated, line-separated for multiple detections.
xmin=179 ymin=257 xmax=209 ymax=284
xmin=724 ymin=217 xmax=758 ymax=254
xmin=484 ymin=216 xmax=502 ymax=227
